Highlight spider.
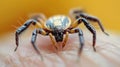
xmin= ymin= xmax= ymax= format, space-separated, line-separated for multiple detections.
xmin=14 ymin=8 xmax=108 ymax=59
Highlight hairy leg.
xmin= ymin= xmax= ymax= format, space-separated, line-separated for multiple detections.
xmin=69 ymin=28 xmax=84 ymax=56
xmin=70 ymin=18 xmax=96 ymax=51
xmin=15 ymin=19 xmax=38 ymax=51
xmin=70 ymin=8 xmax=109 ymax=35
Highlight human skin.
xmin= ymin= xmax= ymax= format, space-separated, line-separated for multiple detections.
xmin=0 ymin=30 xmax=120 ymax=67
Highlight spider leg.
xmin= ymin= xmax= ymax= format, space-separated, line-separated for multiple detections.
xmin=69 ymin=28 xmax=84 ymax=56
xmin=62 ymin=32 xmax=69 ymax=48
xmin=49 ymin=33 xmax=57 ymax=49
xmin=15 ymin=19 xmax=38 ymax=51
xmin=70 ymin=18 xmax=96 ymax=51
xmin=31 ymin=29 xmax=48 ymax=60
xmin=80 ymin=13 xmax=109 ymax=35
xmin=29 ymin=13 xmax=47 ymax=28
xmin=70 ymin=9 xmax=109 ymax=35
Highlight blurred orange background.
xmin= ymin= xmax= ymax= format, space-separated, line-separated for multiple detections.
xmin=0 ymin=0 xmax=120 ymax=35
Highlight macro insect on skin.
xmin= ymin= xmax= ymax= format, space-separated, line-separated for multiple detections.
xmin=14 ymin=9 xmax=109 ymax=60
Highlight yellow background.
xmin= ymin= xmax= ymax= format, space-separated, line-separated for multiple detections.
xmin=0 ymin=0 xmax=120 ymax=35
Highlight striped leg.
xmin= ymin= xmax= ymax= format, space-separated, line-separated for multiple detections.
xmin=31 ymin=29 xmax=47 ymax=60
xmin=70 ymin=9 xmax=109 ymax=35
xmin=70 ymin=18 xmax=97 ymax=51
xmin=15 ymin=19 xmax=38 ymax=51
xmin=69 ymin=28 xmax=84 ymax=56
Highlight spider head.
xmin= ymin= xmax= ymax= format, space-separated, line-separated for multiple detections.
xmin=52 ymin=27 xmax=64 ymax=42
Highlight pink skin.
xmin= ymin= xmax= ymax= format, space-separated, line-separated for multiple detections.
xmin=1 ymin=31 xmax=120 ymax=67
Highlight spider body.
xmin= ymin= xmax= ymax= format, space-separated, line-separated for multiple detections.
xmin=14 ymin=9 xmax=108 ymax=60
xmin=46 ymin=15 xmax=71 ymax=42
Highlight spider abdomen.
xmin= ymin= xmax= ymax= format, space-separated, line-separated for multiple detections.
xmin=46 ymin=15 xmax=71 ymax=31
